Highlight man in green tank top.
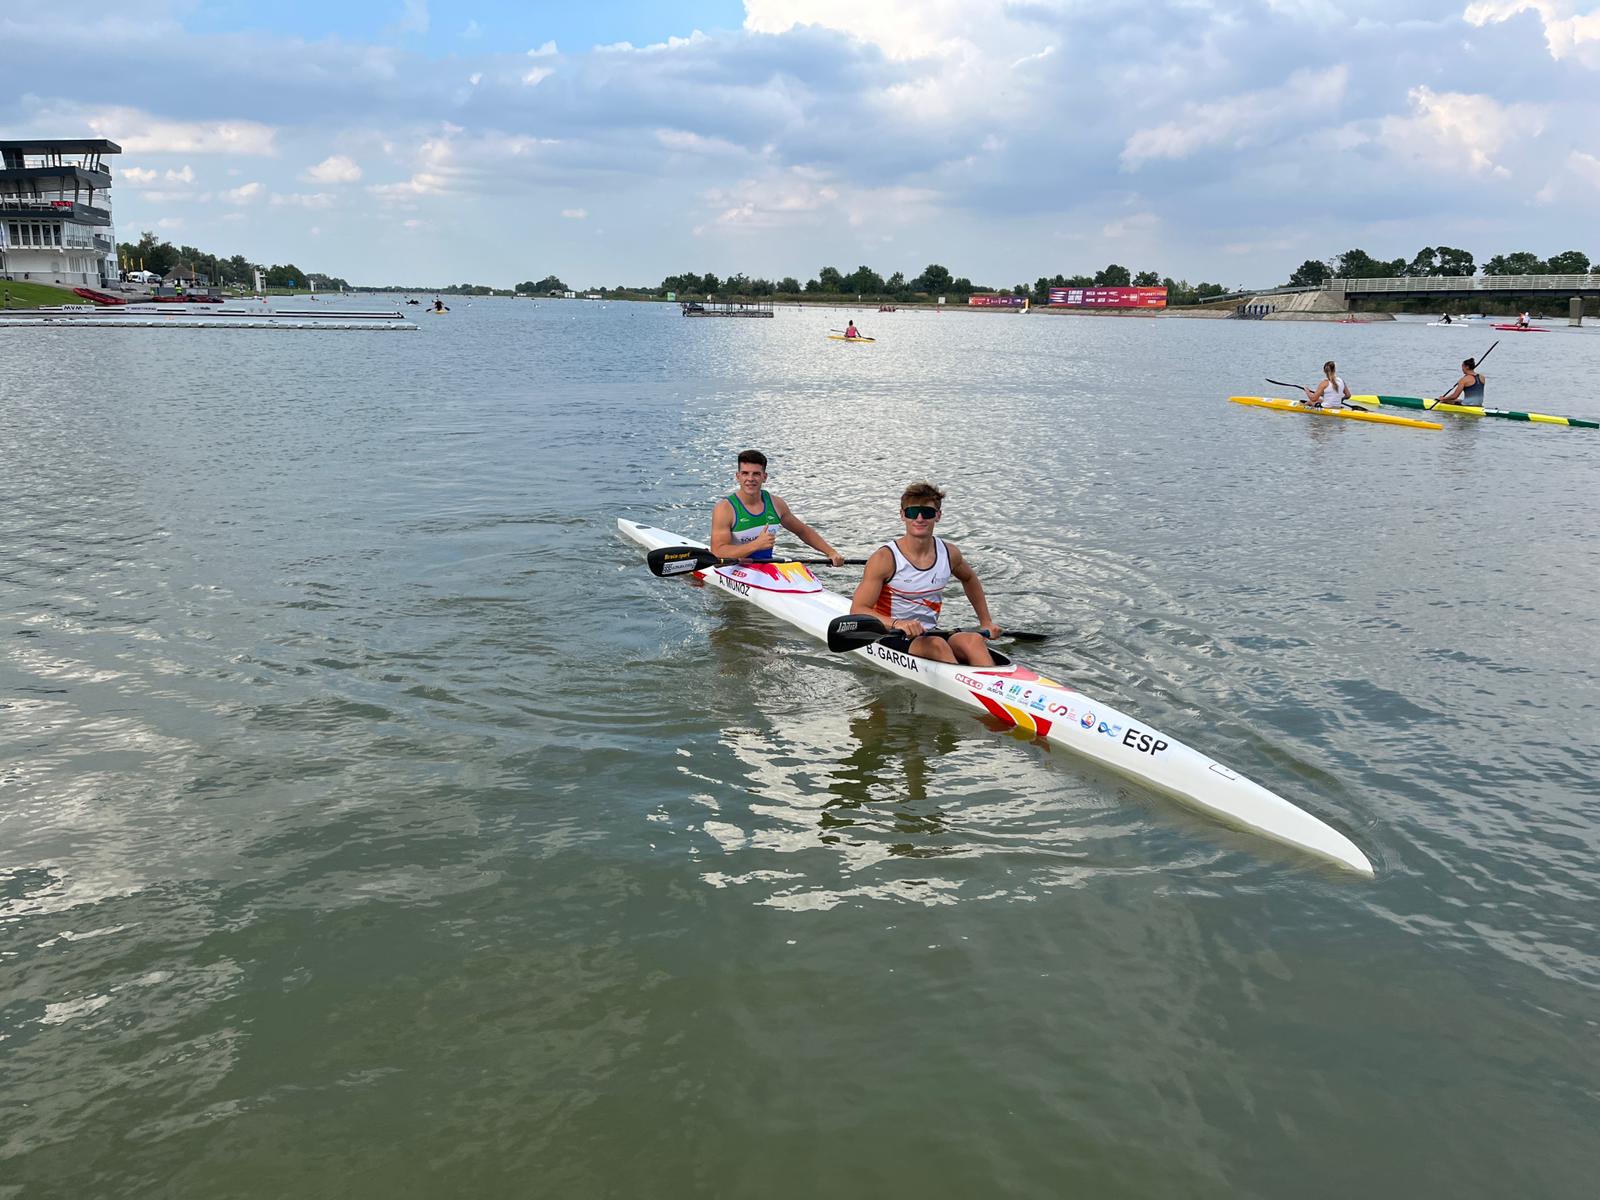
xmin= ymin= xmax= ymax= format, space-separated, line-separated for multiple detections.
xmin=710 ymin=449 xmax=844 ymax=565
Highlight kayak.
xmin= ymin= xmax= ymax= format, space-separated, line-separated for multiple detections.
xmin=1492 ymin=323 xmax=1545 ymax=332
xmin=1427 ymin=321 xmax=1471 ymax=327
xmin=828 ymin=334 xmax=875 ymax=342
xmin=619 ymin=518 xmax=1374 ymax=876
xmin=1229 ymin=396 xmax=1442 ymax=431
xmin=1348 ymin=395 xmax=1598 ymax=429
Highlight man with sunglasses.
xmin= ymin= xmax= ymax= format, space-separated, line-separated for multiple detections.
xmin=848 ymin=482 xmax=1000 ymax=666
xmin=710 ymin=449 xmax=845 ymax=565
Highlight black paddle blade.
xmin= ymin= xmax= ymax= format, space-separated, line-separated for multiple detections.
xmin=826 ymin=614 xmax=889 ymax=653
xmin=646 ymin=546 xmax=719 ymax=577
xmin=1002 ymin=629 xmax=1050 ymax=643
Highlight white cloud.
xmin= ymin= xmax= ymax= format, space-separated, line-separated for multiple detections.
xmin=221 ymin=182 xmax=264 ymax=204
xmin=561 ymin=208 xmax=587 ymax=219
xmin=120 ymin=166 xmax=158 ymax=184
xmin=74 ymin=106 xmax=279 ymax=155
xmin=462 ymin=19 xmax=482 ymax=39
xmin=1101 ymin=212 xmax=1159 ymax=239
xmin=468 ymin=72 xmax=483 ymax=85
xmin=303 ymin=154 xmax=362 ymax=183
xmin=522 ymin=67 xmax=553 ymax=86
xmin=1122 ymin=67 xmax=1349 ymax=166
xmin=166 ymin=165 xmax=194 ymax=183
xmin=156 ymin=217 xmax=183 ymax=230
xmin=271 ymin=192 xmax=337 ymax=208
xmin=1465 ymin=1 xmax=1600 ymax=67
xmin=743 ymin=0 xmax=970 ymax=61
xmin=527 ymin=40 xmax=559 ymax=57
xmin=1369 ymin=85 xmax=1543 ymax=177
xmin=656 ymin=129 xmax=744 ymax=155
xmin=392 ymin=0 xmax=430 ymax=36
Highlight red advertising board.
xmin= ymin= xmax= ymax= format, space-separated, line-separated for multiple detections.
xmin=967 ymin=294 xmax=1027 ymax=307
xmin=1048 ymin=287 xmax=1167 ymax=308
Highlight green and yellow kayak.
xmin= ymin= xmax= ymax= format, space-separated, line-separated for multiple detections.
xmin=1229 ymin=396 xmax=1442 ymax=431
xmin=1348 ymin=395 xmax=1597 ymax=429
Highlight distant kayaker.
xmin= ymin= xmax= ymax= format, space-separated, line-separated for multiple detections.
xmin=848 ymin=482 xmax=999 ymax=667
xmin=1303 ymin=361 xmax=1351 ymax=409
xmin=1439 ymin=312 xmax=1453 ymax=324
xmin=844 ymin=320 xmax=860 ymax=339
xmin=433 ymin=298 xmax=448 ymax=312
xmin=710 ymin=449 xmax=844 ymax=565
xmin=1516 ymin=311 xmax=1531 ymax=329
xmin=1437 ymin=357 xmax=1485 ymax=405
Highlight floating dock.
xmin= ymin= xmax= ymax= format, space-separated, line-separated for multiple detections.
xmin=680 ymin=300 xmax=773 ymax=318
xmin=0 ymin=306 xmax=417 ymax=331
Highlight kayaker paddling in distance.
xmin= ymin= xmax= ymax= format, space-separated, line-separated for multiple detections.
xmin=849 ymin=483 xmax=999 ymax=666
xmin=844 ymin=320 xmax=860 ymax=339
xmin=1303 ymin=361 xmax=1351 ymax=409
xmin=1437 ymin=356 xmax=1486 ymax=404
xmin=710 ymin=449 xmax=844 ymax=565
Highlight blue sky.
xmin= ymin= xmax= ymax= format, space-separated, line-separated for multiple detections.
xmin=6 ymin=0 xmax=1598 ymax=288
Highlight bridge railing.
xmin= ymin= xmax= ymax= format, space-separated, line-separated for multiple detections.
xmin=1343 ymin=274 xmax=1598 ymax=293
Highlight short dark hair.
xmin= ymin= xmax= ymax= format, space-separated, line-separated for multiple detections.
xmin=737 ymin=449 xmax=767 ymax=469
xmin=900 ymin=481 xmax=945 ymax=509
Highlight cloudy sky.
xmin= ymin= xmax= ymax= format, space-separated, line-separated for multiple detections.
xmin=6 ymin=0 xmax=1598 ymax=288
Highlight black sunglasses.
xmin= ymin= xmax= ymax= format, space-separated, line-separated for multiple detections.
xmin=902 ymin=505 xmax=939 ymax=520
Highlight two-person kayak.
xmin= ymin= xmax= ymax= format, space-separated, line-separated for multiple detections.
xmin=1348 ymin=395 xmax=1597 ymax=429
xmin=1229 ymin=396 xmax=1442 ymax=430
xmin=619 ymin=518 xmax=1373 ymax=876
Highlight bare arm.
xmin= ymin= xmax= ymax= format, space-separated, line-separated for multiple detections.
xmin=850 ymin=547 xmax=926 ymax=636
xmin=710 ymin=498 xmax=775 ymax=561
xmin=1438 ymin=373 xmax=1467 ymax=403
xmin=948 ymin=544 xmax=999 ymax=636
xmin=774 ymin=495 xmax=842 ymax=565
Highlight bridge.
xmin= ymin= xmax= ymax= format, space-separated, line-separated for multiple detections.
xmin=1211 ymin=274 xmax=1599 ymax=323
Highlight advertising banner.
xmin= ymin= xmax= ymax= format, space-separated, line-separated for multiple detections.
xmin=1048 ymin=287 xmax=1167 ymax=308
xmin=967 ymin=294 xmax=1027 ymax=307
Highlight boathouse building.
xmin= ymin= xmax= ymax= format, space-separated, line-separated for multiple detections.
xmin=0 ymin=138 xmax=122 ymax=288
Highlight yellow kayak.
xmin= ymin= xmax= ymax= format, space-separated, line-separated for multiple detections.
xmin=827 ymin=334 xmax=875 ymax=343
xmin=1229 ymin=396 xmax=1442 ymax=431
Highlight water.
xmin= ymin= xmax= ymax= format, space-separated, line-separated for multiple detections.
xmin=2 ymin=301 xmax=1597 ymax=1197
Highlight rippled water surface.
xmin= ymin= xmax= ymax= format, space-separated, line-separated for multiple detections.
xmin=3 ymin=301 xmax=1598 ymax=1197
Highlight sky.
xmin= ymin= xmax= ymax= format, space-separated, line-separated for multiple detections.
xmin=5 ymin=0 xmax=1599 ymax=288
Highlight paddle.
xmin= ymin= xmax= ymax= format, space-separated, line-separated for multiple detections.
xmin=1266 ymin=377 xmax=1358 ymax=410
xmin=647 ymin=545 xmax=867 ymax=577
xmin=1426 ymin=339 xmax=1497 ymax=408
xmin=825 ymin=613 xmax=1049 ymax=651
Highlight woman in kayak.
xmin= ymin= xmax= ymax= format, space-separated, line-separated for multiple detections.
xmin=843 ymin=320 xmax=860 ymax=339
xmin=848 ymin=483 xmax=999 ymax=666
xmin=1304 ymin=361 xmax=1351 ymax=409
xmin=1437 ymin=357 xmax=1485 ymax=405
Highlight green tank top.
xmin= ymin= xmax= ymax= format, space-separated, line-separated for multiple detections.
xmin=727 ymin=490 xmax=778 ymax=561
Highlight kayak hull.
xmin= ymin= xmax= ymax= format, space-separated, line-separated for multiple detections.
xmin=619 ymin=518 xmax=1373 ymax=876
xmin=1349 ymin=395 xmax=1597 ymax=429
xmin=827 ymin=334 xmax=875 ymax=342
xmin=1491 ymin=324 xmax=1546 ymax=332
xmin=1229 ymin=396 xmax=1441 ymax=430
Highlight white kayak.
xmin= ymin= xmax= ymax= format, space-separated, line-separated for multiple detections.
xmin=619 ymin=519 xmax=1373 ymax=876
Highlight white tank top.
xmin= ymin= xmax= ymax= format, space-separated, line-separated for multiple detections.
xmin=1317 ymin=376 xmax=1345 ymax=407
xmin=872 ymin=538 xmax=952 ymax=623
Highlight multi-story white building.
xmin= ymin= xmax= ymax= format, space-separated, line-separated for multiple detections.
xmin=0 ymin=138 xmax=121 ymax=288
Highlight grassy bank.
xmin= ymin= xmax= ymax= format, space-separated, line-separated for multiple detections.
xmin=0 ymin=280 xmax=85 ymax=307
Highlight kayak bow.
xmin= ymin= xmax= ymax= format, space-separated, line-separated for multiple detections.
xmin=1229 ymin=396 xmax=1441 ymax=431
xmin=1348 ymin=395 xmax=1598 ymax=429
xmin=619 ymin=518 xmax=1373 ymax=876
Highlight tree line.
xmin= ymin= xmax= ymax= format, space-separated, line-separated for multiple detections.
xmin=116 ymin=230 xmax=349 ymax=290
xmin=656 ymin=263 xmax=1232 ymax=305
xmin=1286 ymin=246 xmax=1594 ymax=286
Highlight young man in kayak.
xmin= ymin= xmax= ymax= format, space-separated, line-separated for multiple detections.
xmin=848 ymin=483 xmax=1000 ymax=666
xmin=1303 ymin=361 xmax=1351 ymax=408
xmin=1437 ymin=357 xmax=1485 ymax=405
xmin=710 ymin=450 xmax=844 ymax=565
